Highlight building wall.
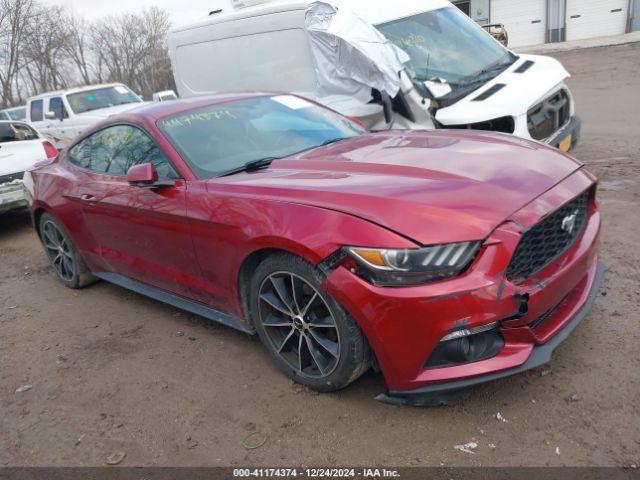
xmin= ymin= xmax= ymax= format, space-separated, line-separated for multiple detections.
xmin=469 ymin=0 xmax=635 ymax=47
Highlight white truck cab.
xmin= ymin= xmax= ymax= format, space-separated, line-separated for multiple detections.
xmin=26 ymin=83 xmax=145 ymax=147
xmin=169 ymin=0 xmax=580 ymax=151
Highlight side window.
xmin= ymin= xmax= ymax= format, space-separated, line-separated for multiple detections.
xmin=68 ymin=125 xmax=178 ymax=179
xmin=49 ymin=97 xmax=69 ymax=120
xmin=68 ymin=137 xmax=92 ymax=169
xmin=30 ymin=100 xmax=44 ymax=122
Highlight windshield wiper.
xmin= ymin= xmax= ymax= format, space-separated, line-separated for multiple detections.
xmin=217 ymin=138 xmax=348 ymax=178
xmin=218 ymin=156 xmax=281 ymax=178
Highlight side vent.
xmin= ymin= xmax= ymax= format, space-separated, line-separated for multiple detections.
xmin=514 ymin=60 xmax=535 ymax=73
xmin=472 ymin=83 xmax=506 ymax=102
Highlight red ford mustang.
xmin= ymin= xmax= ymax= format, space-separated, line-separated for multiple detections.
xmin=25 ymin=93 xmax=603 ymax=405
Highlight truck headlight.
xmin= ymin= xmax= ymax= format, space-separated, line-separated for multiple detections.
xmin=345 ymin=242 xmax=481 ymax=287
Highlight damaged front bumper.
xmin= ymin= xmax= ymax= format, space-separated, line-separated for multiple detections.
xmin=323 ymin=171 xmax=601 ymax=406
xmin=0 ymin=180 xmax=28 ymax=214
xmin=376 ymin=260 xmax=604 ymax=406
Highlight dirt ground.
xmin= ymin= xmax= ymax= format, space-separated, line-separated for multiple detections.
xmin=1 ymin=43 xmax=639 ymax=468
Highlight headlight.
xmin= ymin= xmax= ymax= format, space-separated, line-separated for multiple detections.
xmin=345 ymin=241 xmax=481 ymax=286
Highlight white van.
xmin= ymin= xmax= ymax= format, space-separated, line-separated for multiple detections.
xmin=26 ymin=83 xmax=145 ymax=147
xmin=169 ymin=0 xmax=580 ymax=151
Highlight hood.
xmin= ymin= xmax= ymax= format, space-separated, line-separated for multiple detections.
xmin=208 ymin=131 xmax=582 ymax=245
xmin=436 ymin=54 xmax=570 ymax=125
xmin=75 ymin=102 xmax=149 ymax=121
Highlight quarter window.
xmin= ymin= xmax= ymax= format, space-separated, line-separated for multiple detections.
xmin=68 ymin=125 xmax=178 ymax=179
xmin=30 ymin=100 xmax=44 ymax=122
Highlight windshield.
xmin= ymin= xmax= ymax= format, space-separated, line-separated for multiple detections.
xmin=67 ymin=86 xmax=141 ymax=114
xmin=158 ymin=95 xmax=365 ymax=179
xmin=377 ymin=6 xmax=515 ymax=97
xmin=4 ymin=108 xmax=26 ymax=121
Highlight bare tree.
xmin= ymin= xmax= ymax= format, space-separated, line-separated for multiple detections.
xmin=91 ymin=7 xmax=174 ymax=99
xmin=0 ymin=1 xmax=175 ymax=107
xmin=63 ymin=12 xmax=93 ymax=85
xmin=0 ymin=0 xmax=35 ymax=107
xmin=21 ymin=4 xmax=71 ymax=93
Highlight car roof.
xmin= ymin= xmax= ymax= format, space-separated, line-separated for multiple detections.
xmin=172 ymin=0 xmax=450 ymax=32
xmin=109 ymin=92 xmax=275 ymax=123
xmin=27 ymin=83 xmax=129 ymax=101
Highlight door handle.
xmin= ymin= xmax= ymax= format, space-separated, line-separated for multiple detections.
xmin=80 ymin=194 xmax=96 ymax=202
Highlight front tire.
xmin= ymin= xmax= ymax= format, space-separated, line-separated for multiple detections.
xmin=39 ymin=213 xmax=97 ymax=289
xmin=249 ymin=253 xmax=371 ymax=392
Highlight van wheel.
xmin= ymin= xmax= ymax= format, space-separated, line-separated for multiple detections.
xmin=250 ymin=253 xmax=371 ymax=392
xmin=39 ymin=213 xmax=97 ymax=289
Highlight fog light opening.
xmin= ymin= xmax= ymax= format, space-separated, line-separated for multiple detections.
xmin=425 ymin=324 xmax=504 ymax=369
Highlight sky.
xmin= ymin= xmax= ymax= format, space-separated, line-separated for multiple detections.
xmin=41 ymin=0 xmax=233 ymax=27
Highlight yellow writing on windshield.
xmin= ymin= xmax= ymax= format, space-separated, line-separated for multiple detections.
xmin=392 ymin=33 xmax=426 ymax=49
xmin=160 ymin=110 xmax=236 ymax=128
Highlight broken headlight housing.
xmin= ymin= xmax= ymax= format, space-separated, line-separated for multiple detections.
xmin=345 ymin=241 xmax=481 ymax=287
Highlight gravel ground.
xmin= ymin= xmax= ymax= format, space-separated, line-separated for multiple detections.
xmin=1 ymin=43 xmax=639 ymax=468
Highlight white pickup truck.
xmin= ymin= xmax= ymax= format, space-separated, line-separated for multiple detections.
xmin=0 ymin=121 xmax=58 ymax=214
xmin=25 ymin=83 xmax=145 ymax=148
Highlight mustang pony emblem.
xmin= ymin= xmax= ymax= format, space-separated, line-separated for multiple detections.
xmin=561 ymin=209 xmax=579 ymax=234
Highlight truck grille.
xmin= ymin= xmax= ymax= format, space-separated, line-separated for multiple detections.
xmin=506 ymin=190 xmax=590 ymax=282
xmin=527 ymin=89 xmax=570 ymax=141
xmin=0 ymin=171 xmax=24 ymax=185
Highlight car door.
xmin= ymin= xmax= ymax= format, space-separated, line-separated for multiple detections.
xmin=67 ymin=124 xmax=200 ymax=299
xmin=45 ymin=97 xmax=72 ymax=146
xmin=28 ymin=99 xmax=47 ymax=134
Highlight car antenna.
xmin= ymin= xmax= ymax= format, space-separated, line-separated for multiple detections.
xmin=209 ymin=9 xmax=222 ymax=15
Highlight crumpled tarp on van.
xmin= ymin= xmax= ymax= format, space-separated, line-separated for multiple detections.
xmin=305 ymin=1 xmax=409 ymax=104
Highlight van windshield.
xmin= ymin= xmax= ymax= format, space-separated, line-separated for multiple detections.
xmin=158 ymin=95 xmax=365 ymax=179
xmin=377 ymin=6 xmax=516 ymax=101
xmin=67 ymin=86 xmax=142 ymax=114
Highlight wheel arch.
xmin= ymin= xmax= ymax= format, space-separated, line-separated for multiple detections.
xmin=236 ymin=242 xmax=323 ymax=328
xmin=32 ymin=205 xmax=51 ymax=236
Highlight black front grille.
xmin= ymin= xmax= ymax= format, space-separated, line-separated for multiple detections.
xmin=506 ymin=190 xmax=590 ymax=282
xmin=0 ymin=171 xmax=24 ymax=185
xmin=527 ymin=89 xmax=571 ymax=140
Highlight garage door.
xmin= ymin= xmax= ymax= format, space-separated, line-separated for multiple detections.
xmin=566 ymin=0 xmax=628 ymax=41
xmin=491 ymin=0 xmax=546 ymax=48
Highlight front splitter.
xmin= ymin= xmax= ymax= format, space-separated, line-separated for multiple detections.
xmin=376 ymin=261 xmax=605 ymax=407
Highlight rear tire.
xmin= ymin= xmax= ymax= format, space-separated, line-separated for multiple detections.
xmin=249 ymin=252 xmax=371 ymax=392
xmin=38 ymin=213 xmax=97 ymax=289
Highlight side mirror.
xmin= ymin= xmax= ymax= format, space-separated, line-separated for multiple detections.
xmin=127 ymin=163 xmax=158 ymax=186
xmin=44 ymin=111 xmax=56 ymax=120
